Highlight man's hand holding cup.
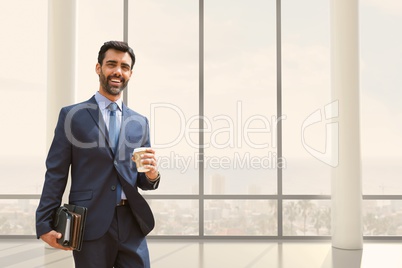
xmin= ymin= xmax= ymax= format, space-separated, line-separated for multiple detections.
xmin=132 ymin=147 xmax=159 ymax=181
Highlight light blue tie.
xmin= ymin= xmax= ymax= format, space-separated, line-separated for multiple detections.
xmin=108 ymin=102 xmax=122 ymax=203
xmin=108 ymin=102 xmax=119 ymax=152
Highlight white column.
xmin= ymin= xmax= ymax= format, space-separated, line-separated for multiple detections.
xmin=47 ymin=0 xmax=76 ymax=208
xmin=331 ymin=0 xmax=363 ymax=249
xmin=47 ymin=0 xmax=76 ymax=148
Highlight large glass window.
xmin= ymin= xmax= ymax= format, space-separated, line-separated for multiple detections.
xmin=360 ymin=0 xmax=402 ymax=237
xmin=150 ymin=199 xmax=199 ymax=235
xmin=363 ymin=200 xmax=402 ymax=236
xmin=204 ymin=0 xmax=277 ymax=196
xmin=0 ymin=0 xmax=47 ymax=235
xmin=0 ymin=200 xmax=38 ymax=235
xmin=75 ymin=0 xmax=124 ymax=102
xmin=360 ymin=0 xmax=402 ymax=195
xmin=283 ymin=200 xmax=331 ymax=236
xmin=0 ymin=0 xmax=48 ymax=195
xmin=205 ymin=200 xmax=277 ymax=236
xmin=3 ymin=0 xmax=401 ymax=239
xmin=282 ymin=0 xmax=331 ymax=196
xmin=128 ymin=0 xmax=199 ymax=195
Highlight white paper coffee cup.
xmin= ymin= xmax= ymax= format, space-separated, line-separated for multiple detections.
xmin=132 ymin=147 xmax=150 ymax=172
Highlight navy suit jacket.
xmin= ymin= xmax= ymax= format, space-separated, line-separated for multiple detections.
xmin=36 ymin=96 xmax=158 ymax=240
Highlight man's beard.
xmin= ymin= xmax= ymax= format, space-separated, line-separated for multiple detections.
xmin=99 ymin=70 xmax=129 ymax=96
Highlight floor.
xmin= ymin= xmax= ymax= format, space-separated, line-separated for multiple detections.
xmin=1 ymin=239 xmax=401 ymax=268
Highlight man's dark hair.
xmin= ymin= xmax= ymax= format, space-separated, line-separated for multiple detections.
xmin=98 ymin=41 xmax=136 ymax=70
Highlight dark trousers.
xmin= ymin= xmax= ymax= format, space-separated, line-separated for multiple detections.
xmin=73 ymin=205 xmax=150 ymax=268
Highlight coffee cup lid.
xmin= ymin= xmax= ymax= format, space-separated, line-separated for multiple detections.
xmin=133 ymin=147 xmax=149 ymax=153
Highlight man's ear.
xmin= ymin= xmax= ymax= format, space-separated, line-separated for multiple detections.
xmin=95 ymin=63 xmax=101 ymax=75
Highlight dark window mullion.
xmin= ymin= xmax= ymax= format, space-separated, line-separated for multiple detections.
xmin=276 ymin=0 xmax=283 ymax=238
xmin=199 ymin=0 xmax=205 ymax=238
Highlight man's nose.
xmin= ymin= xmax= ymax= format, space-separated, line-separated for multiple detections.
xmin=113 ymin=67 xmax=122 ymax=76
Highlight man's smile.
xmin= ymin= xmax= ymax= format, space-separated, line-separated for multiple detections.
xmin=109 ymin=76 xmax=124 ymax=86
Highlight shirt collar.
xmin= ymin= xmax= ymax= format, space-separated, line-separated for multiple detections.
xmin=95 ymin=91 xmax=123 ymax=111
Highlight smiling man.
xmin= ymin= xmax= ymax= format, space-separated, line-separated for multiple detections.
xmin=36 ymin=41 xmax=160 ymax=268
xmin=97 ymin=44 xmax=132 ymax=97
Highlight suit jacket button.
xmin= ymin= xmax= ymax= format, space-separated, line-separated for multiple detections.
xmin=111 ymin=185 xmax=116 ymax=191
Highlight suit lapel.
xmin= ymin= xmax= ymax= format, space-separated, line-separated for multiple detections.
xmin=116 ymin=103 xmax=142 ymax=154
xmin=85 ymin=96 xmax=113 ymax=154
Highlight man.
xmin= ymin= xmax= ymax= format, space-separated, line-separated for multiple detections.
xmin=36 ymin=41 xmax=160 ymax=268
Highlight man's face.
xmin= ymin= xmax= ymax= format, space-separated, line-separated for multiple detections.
xmin=96 ymin=49 xmax=133 ymax=96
